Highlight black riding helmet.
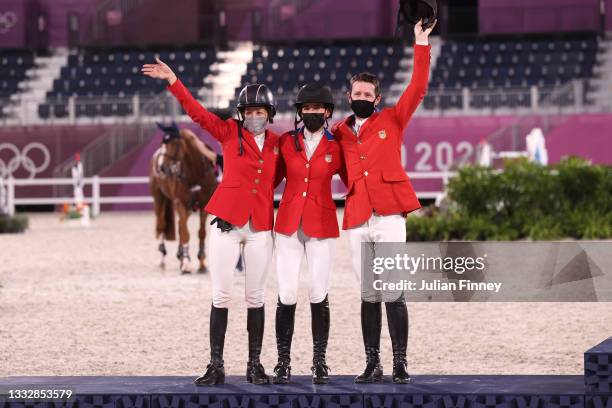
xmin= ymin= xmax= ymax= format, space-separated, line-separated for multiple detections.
xmin=293 ymin=83 xmax=335 ymax=151
xmin=398 ymin=0 xmax=437 ymax=31
xmin=236 ymin=84 xmax=276 ymax=123
xmin=294 ymin=83 xmax=335 ymax=114
xmin=235 ymin=84 xmax=276 ymax=156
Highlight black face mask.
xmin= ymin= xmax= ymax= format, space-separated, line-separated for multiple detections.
xmin=302 ymin=113 xmax=326 ymax=133
xmin=350 ymin=99 xmax=376 ymax=118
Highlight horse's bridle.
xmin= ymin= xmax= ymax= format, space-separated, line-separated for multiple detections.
xmin=156 ymin=142 xmax=184 ymax=180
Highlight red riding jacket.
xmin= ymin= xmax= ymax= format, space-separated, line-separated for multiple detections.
xmin=331 ymin=44 xmax=431 ymax=230
xmin=167 ymin=79 xmax=281 ymax=231
xmin=274 ymin=128 xmax=347 ymax=239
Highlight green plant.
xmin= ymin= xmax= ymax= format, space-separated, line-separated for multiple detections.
xmin=407 ymin=157 xmax=612 ymax=241
xmin=0 ymin=214 xmax=29 ymax=233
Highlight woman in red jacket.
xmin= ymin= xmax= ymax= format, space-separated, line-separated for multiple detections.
xmin=142 ymin=58 xmax=280 ymax=386
xmin=272 ymin=83 xmax=346 ymax=385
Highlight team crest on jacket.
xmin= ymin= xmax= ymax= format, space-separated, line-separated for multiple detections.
xmin=325 ymin=154 xmax=332 ymax=163
xmin=378 ymin=130 xmax=387 ymax=139
xmin=273 ymin=146 xmax=279 ymax=155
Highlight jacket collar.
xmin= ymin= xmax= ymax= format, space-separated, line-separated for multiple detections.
xmin=295 ymin=127 xmax=332 ymax=162
xmin=242 ymin=128 xmax=274 ymax=158
xmin=343 ymin=112 xmax=380 ymax=139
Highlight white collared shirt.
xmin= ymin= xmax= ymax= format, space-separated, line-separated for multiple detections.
xmin=253 ymin=132 xmax=265 ymax=151
xmin=354 ymin=116 xmax=368 ymax=135
xmin=303 ymin=128 xmax=324 ymax=160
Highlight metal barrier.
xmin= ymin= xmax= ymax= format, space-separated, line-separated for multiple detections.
xmin=421 ymin=80 xmax=585 ymax=114
xmin=0 ymin=80 xmax=601 ymax=128
xmin=49 ymin=87 xmax=220 ymax=182
xmin=0 ymin=88 xmax=225 ymax=126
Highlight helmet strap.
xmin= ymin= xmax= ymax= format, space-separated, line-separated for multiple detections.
xmin=237 ymin=121 xmax=244 ymax=156
xmin=293 ymin=111 xmax=302 ymax=152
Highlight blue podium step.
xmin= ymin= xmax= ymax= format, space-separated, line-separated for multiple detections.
xmin=0 ymin=375 xmax=591 ymax=408
xmin=585 ymin=337 xmax=612 ymax=393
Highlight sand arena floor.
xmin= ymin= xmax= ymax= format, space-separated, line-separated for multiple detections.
xmin=0 ymin=211 xmax=610 ymax=377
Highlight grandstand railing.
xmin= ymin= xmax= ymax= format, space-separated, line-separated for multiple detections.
xmin=4 ymin=171 xmax=456 ymax=216
xmin=1 ymin=80 xmax=602 ymax=128
xmin=0 ymin=88 xmax=226 ymax=126
xmin=460 ymin=80 xmax=583 ymax=165
xmin=50 ymin=90 xmax=221 ymax=182
xmin=420 ymin=79 xmax=586 ymax=114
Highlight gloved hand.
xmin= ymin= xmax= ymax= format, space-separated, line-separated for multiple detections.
xmin=210 ymin=217 xmax=233 ymax=232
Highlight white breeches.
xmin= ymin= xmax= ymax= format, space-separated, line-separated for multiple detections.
xmin=347 ymin=213 xmax=406 ymax=283
xmin=275 ymin=227 xmax=336 ymax=305
xmin=208 ymin=220 xmax=273 ymax=308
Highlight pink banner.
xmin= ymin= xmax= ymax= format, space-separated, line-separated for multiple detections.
xmin=0 ymin=125 xmax=109 ymax=200
xmin=479 ymin=0 xmax=601 ymax=34
xmin=546 ymin=114 xmax=612 ymax=164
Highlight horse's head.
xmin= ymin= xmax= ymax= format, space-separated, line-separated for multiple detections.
xmin=155 ymin=124 xmax=186 ymax=179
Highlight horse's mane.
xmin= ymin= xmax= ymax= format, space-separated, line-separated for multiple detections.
xmin=179 ymin=129 xmax=215 ymax=185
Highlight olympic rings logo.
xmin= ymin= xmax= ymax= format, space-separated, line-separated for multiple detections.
xmin=0 ymin=12 xmax=17 ymax=34
xmin=0 ymin=143 xmax=51 ymax=179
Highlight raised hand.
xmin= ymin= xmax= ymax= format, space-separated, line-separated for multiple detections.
xmin=141 ymin=57 xmax=177 ymax=85
xmin=414 ymin=19 xmax=437 ymax=45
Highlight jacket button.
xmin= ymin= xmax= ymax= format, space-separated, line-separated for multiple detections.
xmin=364 ymin=171 xmax=369 ymax=176
xmin=304 ymin=177 xmax=308 ymax=182
xmin=252 ymin=189 xmax=257 ymax=194
xmin=357 ymin=140 xmax=362 ymax=145
xmin=254 ymin=179 xmax=260 ymax=184
xmin=257 ymin=169 xmax=262 ymax=174
xmin=360 ymin=155 xmax=366 ymax=160
xmin=302 ymin=192 xmax=307 ymax=197
xmin=305 ymin=163 xmax=310 ymax=168
xmin=259 ymin=159 xmax=264 ymax=164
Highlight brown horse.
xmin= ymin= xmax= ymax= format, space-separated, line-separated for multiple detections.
xmin=149 ymin=127 xmax=217 ymax=274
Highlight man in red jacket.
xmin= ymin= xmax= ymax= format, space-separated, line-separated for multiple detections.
xmin=331 ymin=20 xmax=435 ymax=384
xmin=142 ymin=59 xmax=280 ymax=386
xmin=272 ymin=83 xmax=346 ymax=385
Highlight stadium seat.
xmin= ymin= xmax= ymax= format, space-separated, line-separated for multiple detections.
xmin=40 ymin=46 xmax=217 ymax=118
xmin=427 ymin=35 xmax=598 ymax=110
xmin=0 ymin=49 xmax=36 ymax=119
xmin=234 ymin=41 xmax=405 ymax=110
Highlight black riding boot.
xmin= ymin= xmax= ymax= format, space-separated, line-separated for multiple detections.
xmin=311 ymin=295 xmax=331 ymax=384
xmin=194 ymin=305 xmax=227 ymax=386
xmin=386 ymin=300 xmax=411 ymax=383
xmin=272 ymin=298 xmax=295 ymax=384
xmin=354 ymin=301 xmax=383 ymax=383
xmin=246 ymin=306 xmax=270 ymax=384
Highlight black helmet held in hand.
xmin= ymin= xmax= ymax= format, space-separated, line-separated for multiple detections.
xmin=398 ymin=0 xmax=437 ymax=30
xmin=236 ymin=84 xmax=276 ymax=123
xmin=294 ymin=83 xmax=335 ymax=116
